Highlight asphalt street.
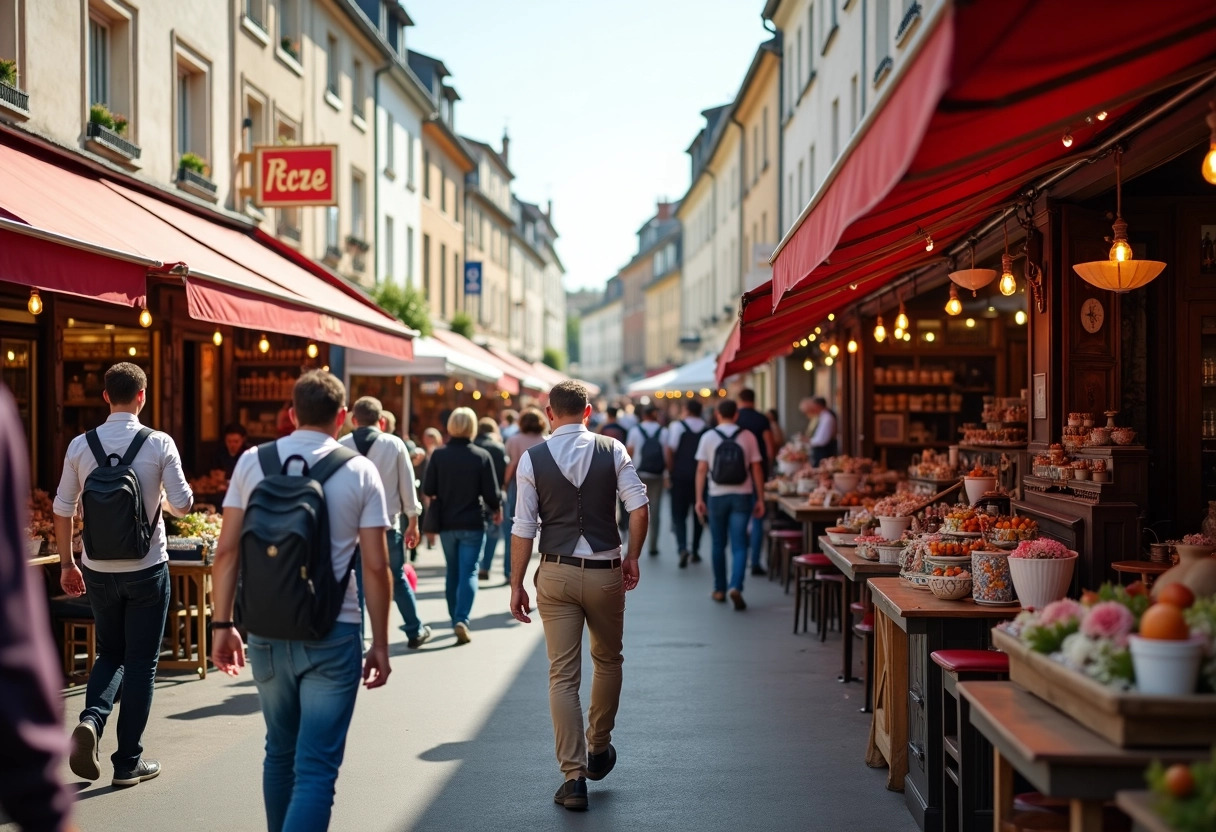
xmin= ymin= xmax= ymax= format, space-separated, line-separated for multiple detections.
xmin=8 ymin=505 xmax=918 ymax=832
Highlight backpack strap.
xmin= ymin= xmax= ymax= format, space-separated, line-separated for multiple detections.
xmin=352 ymin=427 xmax=380 ymax=457
xmin=119 ymin=427 xmax=155 ymax=466
xmin=257 ymin=441 xmax=282 ymax=478
xmin=308 ymin=446 xmax=359 ymax=484
xmin=84 ymin=429 xmax=117 ymax=468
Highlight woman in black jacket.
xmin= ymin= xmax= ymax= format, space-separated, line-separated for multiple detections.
xmin=421 ymin=408 xmax=501 ymax=644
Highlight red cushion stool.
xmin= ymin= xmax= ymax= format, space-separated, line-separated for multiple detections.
xmin=931 ymin=649 xmax=1010 ymax=832
xmin=790 ymin=554 xmax=828 ymax=633
xmin=768 ymin=529 xmax=804 ymax=584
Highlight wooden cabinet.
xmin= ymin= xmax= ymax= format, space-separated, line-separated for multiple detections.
xmin=231 ymin=332 xmax=324 ymax=441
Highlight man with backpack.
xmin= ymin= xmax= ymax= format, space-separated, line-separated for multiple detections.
xmin=626 ymin=405 xmax=668 ymax=557
xmin=736 ymin=389 xmax=775 ymax=577
xmin=53 ymin=362 xmax=194 ymax=788
xmin=339 ymin=396 xmax=430 ymax=649
xmin=210 ymin=371 xmax=392 ymax=832
xmin=694 ymin=399 xmax=765 ymax=610
xmin=665 ymin=399 xmax=706 ymax=569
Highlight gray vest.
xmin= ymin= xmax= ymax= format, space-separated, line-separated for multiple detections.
xmin=528 ymin=436 xmax=622 ymax=555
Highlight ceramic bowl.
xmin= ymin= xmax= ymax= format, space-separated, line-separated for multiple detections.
xmin=833 ymin=472 xmax=861 ymax=493
xmin=876 ymin=543 xmax=906 ymax=565
xmin=877 ymin=515 xmax=913 ymax=540
xmin=927 ymin=575 xmax=973 ymax=600
xmin=964 ymin=476 xmax=997 ymax=505
xmin=825 ymin=527 xmax=859 ymax=547
xmin=1112 ymin=428 xmax=1136 ymax=445
xmin=925 ymin=554 xmax=972 ymax=572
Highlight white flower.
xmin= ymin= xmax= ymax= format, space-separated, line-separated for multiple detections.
xmin=1060 ymin=632 xmax=1096 ymax=669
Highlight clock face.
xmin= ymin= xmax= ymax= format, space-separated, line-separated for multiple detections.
xmin=1081 ymin=298 xmax=1105 ymax=334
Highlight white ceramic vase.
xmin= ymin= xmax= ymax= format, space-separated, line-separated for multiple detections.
xmin=877 ymin=515 xmax=913 ymax=541
xmin=964 ymin=476 xmax=997 ymax=505
xmin=1007 ymin=554 xmax=1077 ymax=610
xmin=833 ymin=472 xmax=861 ymax=493
xmin=1129 ymin=635 xmax=1205 ymax=695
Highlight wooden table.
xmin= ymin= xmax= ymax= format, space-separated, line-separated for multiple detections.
xmin=867 ymin=578 xmax=1020 ymax=831
xmin=1114 ymin=791 xmax=1172 ymax=832
xmin=1110 ymin=559 xmax=1171 ymax=586
xmin=776 ymin=497 xmax=847 ymax=554
xmin=27 ymin=554 xmax=62 ymax=567
xmin=160 ymin=561 xmax=213 ymax=679
xmin=960 ymin=682 xmax=1208 ymax=832
xmin=820 ymin=537 xmax=899 ymax=698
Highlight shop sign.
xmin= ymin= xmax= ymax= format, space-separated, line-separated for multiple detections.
xmin=253 ymin=145 xmax=339 ymax=207
xmin=464 ymin=262 xmax=483 ymax=295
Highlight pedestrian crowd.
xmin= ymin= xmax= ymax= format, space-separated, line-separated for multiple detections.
xmin=0 ymin=363 xmax=829 ymax=829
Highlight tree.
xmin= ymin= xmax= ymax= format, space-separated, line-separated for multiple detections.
xmin=373 ymin=281 xmax=432 ymax=337
xmin=449 ymin=311 xmax=474 ymax=339
xmin=566 ymin=316 xmax=580 ymax=365
xmin=542 ymin=347 xmax=565 ymax=371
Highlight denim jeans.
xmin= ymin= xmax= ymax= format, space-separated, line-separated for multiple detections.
xmin=707 ymin=493 xmax=753 ymax=594
xmin=79 ymin=562 xmax=170 ymax=771
xmin=480 ymin=517 xmax=502 ymax=574
xmin=669 ymin=479 xmax=703 ymax=555
xmin=439 ymin=529 xmax=484 ymax=627
xmin=387 ymin=528 xmax=422 ymax=638
xmin=748 ymin=512 xmax=766 ymax=566
xmin=248 ymin=621 xmax=362 ymax=832
xmin=639 ymin=474 xmax=664 ymax=553
xmin=500 ymin=481 xmax=517 ymax=580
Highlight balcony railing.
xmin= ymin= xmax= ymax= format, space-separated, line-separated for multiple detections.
xmin=0 ymin=81 xmax=30 ymax=117
xmin=85 ymin=122 xmax=141 ymax=161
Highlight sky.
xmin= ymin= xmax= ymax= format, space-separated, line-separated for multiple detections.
xmin=405 ymin=0 xmax=770 ymax=292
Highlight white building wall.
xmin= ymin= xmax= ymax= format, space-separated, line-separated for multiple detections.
xmin=376 ymin=75 xmax=425 ymax=288
xmin=579 ymin=300 xmax=622 ymax=391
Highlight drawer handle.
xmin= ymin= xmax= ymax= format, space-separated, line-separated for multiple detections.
xmin=908 ymin=741 xmax=926 ymax=763
xmin=909 ymin=689 xmax=924 ymax=707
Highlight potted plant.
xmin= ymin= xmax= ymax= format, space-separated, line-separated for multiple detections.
xmin=280 ymin=37 xmax=300 ymax=61
xmin=1007 ymin=538 xmax=1078 ymax=609
xmin=0 ymin=58 xmax=16 ymax=87
xmin=178 ymin=152 xmax=208 ymax=175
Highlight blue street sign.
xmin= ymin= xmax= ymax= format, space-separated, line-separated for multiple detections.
xmin=464 ymin=261 xmax=483 ymax=295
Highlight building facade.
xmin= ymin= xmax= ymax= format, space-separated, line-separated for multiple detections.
xmin=463 ymin=135 xmax=514 ymax=350
xmin=677 ymin=105 xmax=730 ymax=362
xmin=737 ymin=39 xmax=781 ymax=294
xmin=578 ymin=276 xmax=623 ymax=395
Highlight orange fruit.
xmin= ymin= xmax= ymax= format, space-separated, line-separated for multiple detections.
xmin=1125 ymin=581 xmax=1147 ymax=598
xmin=1139 ymin=603 xmax=1191 ymax=641
xmin=1164 ymin=763 xmax=1195 ymax=798
xmin=1156 ymin=583 xmax=1196 ymax=610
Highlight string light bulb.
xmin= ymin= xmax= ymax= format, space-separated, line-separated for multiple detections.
xmin=1204 ymin=101 xmax=1216 ymax=185
xmin=306 ymin=342 xmax=319 ymax=359
xmin=828 ymin=344 xmax=839 ymax=357
xmin=1062 ymin=131 xmax=1074 ymax=148
xmin=893 ymin=326 xmax=904 ymax=341
xmin=965 ymin=317 xmax=976 ymax=328
xmin=827 ymin=313 xmax=835 ymax=322
xmin=824 ymin=355 xmax=834 ymax=366
xmin=802 ymin=358 xmax=813 ymax=371
xmin=258 ymin=334 xmax=270 ymax=354
xmin=924 ymin=332 xmax=936 ymax=343
xmin=1015 ymin=310 xmax=1027 ymax=325
xmin=138 ymin=307 xmax=152 ymax=328
xmin=903 ymin=332 xmax=911 ymax=342
xmin=894 ymin=301 xmax=909 ymax=333
xmin=212 ymin=329 xmax=223 ymax=346
xmin=924 ymin=233 xmax=934 ymax=252
xmin=472 ymin=390 xmax=482 ymax=400
xmin=874 ymin=316 xmax=887 ymax=343
xmin=846 ymin=339 xmax=858 ymax=354
xmin=945 ymin=284 xmax=963 ymax=316
xmin=999 ymin=215 xmax=1016 ymax=295
xmin=27 ymin=289 xmax=43 ymax=316
xmin=1096 ymin=110 xmax=1108 ymax=121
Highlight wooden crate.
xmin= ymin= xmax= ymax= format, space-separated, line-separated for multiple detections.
xmin=991 ymin=626 xmax=1216 ymax=747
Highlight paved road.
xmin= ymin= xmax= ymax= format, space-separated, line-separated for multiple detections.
xmin=9 ymin=512 xmax=917 ymax=832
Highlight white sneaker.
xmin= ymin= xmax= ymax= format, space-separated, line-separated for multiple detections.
xmin=454 ymin=621 xmax=471 ymax=644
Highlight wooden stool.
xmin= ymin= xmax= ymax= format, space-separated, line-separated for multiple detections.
xmin=768 ymin=530 xmax=802 ymax=586
xmin=931 ymin=649 xmax=1010 ymax=832
xmin=791 ymin=553 xmax=832 ymax=634
xmin=62 ymin=618 xmax=96 ymax=683
xmin=854 ymin=612 xmax=875 ymax=713
xmin=816 ymin=572 xmax=845 ymax=641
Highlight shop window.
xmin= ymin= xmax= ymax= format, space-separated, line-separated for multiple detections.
xmin=62 ymin=321 xmax=153 ymax=440
xmin=87 ymin=3 xmax=135 ymax=131
xmin=89 ymin=18 xmax=110 ymax=108
xmin=175 ymin=44 xmax=210 ymax=165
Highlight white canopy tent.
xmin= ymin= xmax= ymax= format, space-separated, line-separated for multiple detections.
xmin=626 ymin=354 xmax=720 ymax=397
xmin=344 ymin=336 xmax=503 ymax=382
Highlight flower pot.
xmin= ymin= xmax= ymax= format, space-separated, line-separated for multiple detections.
xmin=26 ymin=537 xmax=43 ymax=559
xmin=795 ymin=477 xmax=815 ymax=495
xmin=972 ymin=549 xmax=1016 ymax=605
xmin=833 ymin=472 xmax=860 ymax=493
xmin=1007 ymin=553 xmax=1077 ymax=610
xmin=964 ymin=476 xmax=997 ymax=505
xmin=1173 ymin=544 xmax=1215 ymax=562
xmin=1128 ymin=635 xmax=1205 ymax=695
xmin=876 ymin=543 xmax=905 ymax=565
xmin=776 ymin=459 xmax=801 ymax=477
xmin=877 ymin=515 xmax=912 ymax=541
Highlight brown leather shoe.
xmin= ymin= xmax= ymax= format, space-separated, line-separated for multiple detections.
xmin=711 ymin=591 xmax=726 ymax=603
xmin=729 ymin=588 xmax=747 ymax=610
xmin=554 ymin=777 xmax=588 ymax=811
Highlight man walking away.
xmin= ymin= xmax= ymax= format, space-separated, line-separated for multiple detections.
xmin=626 ymin=405 xmax=667 ymax=556
xmin=736 ymin=389 xmax=774 ymax=576
xmin=211 ymin=371 xmax=393 ymax=832
xmin=509 ymin=381 xmax=649 ymax=812
xmin=599 ymin=407 xmax=630 ymax=537
xmin=666 ymin=399 xmax=706 ymax=568
xmin=500 ymin=409 xmax=520 ymax=440
xmin=803 ymin=396 xmax=839 ymax=465
xmin=54 ymin=362 xmax=194 ymax=787
xmin=475 ymin=417 xmax=509 ymax=582
xmin=694 ymin=399 xmax=765 ymax=610
xmin=340 ymin=396 xmax=430 ymax=649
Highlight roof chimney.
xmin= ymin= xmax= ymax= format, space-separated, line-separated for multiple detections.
xmin=501 ymin=128 xmax=510 ymax=166
xmin=547 ymin=199 xmax=553 ymax=221
xmin=657 ymin=200 xmax=673 ymax=221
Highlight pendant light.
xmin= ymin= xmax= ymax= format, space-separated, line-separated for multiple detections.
xmin=998 ymin=216 xmax=1017 ymax=296
xmin=1072 ymin=148 xmax=1166 ymax=292
xmin=212 ymin=329 xmax=224 ymax=346
xmin=258 ymin=334 xmax=271 ymax=354
xmin=1203 ymin=101 xmax=1216 ymax=186
xmin=894 ymin=299 xmax=909 ymax=333
xmin=949 ymin=244 xmax=996 ymax=295
xmin=27 ymin=289 xmax=43 ymax=316
xmin=945 ymin=284 xmax=963 ymax=316
xmin=847 ymin=339 xmax=858 ymax=354
xmin=873 ymin=315 xmax=887 ymax=343
xmin=138 ymin=307 xmax=152 ymax=328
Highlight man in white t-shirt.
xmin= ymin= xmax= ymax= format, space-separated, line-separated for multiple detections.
xmin=626 ymin=405 xmax=668 ymax=556
xmin=665 ymin=399 xmax=707 ymax=567
xmin=210 ymin=371 xmax=392 ymax=832
xmin=694 ymin=399 xmax=765 ymax=610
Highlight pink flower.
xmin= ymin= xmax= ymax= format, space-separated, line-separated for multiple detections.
xmin=1080 ymin=601 xmax=1135 ymax=646
xmin=1039 ymin=599 xmax=1085 ymax=627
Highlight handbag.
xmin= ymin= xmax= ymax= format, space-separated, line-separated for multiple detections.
xmin=421 ymin=498 xmax=441 ymax=535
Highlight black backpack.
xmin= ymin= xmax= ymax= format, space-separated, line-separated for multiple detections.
xmin=710 ymin=427 xmax=749 ymax=485
xmin=601 ymin=422 xmax=628 ymax=444
xmin=637 ymin=424 xmax=665 ymax=475
xmin=672 ymin=420 xmax=705 ymax=483
xmin=238 ymin=442 xmax=359 ymax=641
xmin=81 ymin=428 xmax=160 ymax=560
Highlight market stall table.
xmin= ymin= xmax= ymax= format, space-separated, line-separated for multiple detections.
xmin=867 ymin=577 xmax=1019 ymax=831
xmin=160 ymin=561 xmax=213 ymax=679
xmin=960 ymin=681 xmax=1209 ymax=832
xmin=1113 ymin=791 xmax=1172 ymax=832
xmin=776 ymin=496 xmax=846 ymax=553
xmin=1109 ymin=560 xmax=1171 ymax=586
xmin=819 ymin=536 xmax=900 ymax=696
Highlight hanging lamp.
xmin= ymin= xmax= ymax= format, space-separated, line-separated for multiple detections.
xmin=944 ymin=284 xmax=963 ymax=316
xmin=998 ymin=215 xmax=1017 ymax=296
xmin=949 ymin=243 xmax=996 ymax=295
xmin=1202 ymin=100 xmax=1216 ymax=185
xmin=1072 ymin=148 xmax=1166 ymax=292
xmin=873 ymin=315 xmax=887 ymax=343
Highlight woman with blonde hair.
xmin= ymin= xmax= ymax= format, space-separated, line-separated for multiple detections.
xmin=421 ymin=408 xmax=502 ymax=643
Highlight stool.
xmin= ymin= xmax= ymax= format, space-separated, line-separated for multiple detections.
xmin=768 ymin=530 xmax=803 ymax=585
xmin=816 ymin=572 xmax=845 ymax=642
xmin=931 ymin=649 xmax=1010 ymax=832
xmin=854 ymin=612 xmax=875 ymax=712
xmin=62 ymin=618 xmax=96 ymax=683
xmin=791 ymin=553 xmax=832 ymax=633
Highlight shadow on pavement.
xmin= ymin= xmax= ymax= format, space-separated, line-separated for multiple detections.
xmin=167 ymin=692 xmax=262 ymax=720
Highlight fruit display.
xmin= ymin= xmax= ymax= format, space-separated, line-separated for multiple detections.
xmin=991 ymin=516 xmax=1039 ymax=542
xmin=941 ymin=508 xmax=986 ymax=534
xmin=189 ymin=470 xmax=230 ymax=498
xmin=981 ymin=396 xmax=1028 ymax=424
xmin=930 ymin=565 xmax=970 ymax=578
xmin=873 ymin=494 xmax=922 ymax=518
xmin=1145 ymin=755 xmax=1216 ymax=832
xmin=927 ymin=539 xmax=983 ymax=557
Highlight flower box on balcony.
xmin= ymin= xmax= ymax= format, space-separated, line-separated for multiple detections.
xmin=0 ymin=81 xmax=30 ymax=118
xmin=176 ymin=166 xmax=218 ymax=201
xmin=86 ymin=121 xmax=141 ymax=161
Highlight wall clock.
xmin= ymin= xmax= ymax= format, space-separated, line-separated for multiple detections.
xmin=1080 ymin=297 xmax=1105 ymax=334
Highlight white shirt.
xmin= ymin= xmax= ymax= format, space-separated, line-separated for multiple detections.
xmin=626 ymin=421 xmax=669 ymax=471
xmin=809 ymin=409 xmax=838 ymax=449
xmin=339 ymin=429 xmax=420 ymax=527
xmin=695 ymin=423 xmax=762 ymax=497
xmin=513 ymin=423 xmax=649 ymax=559
xmin=617 ymin=412 xmax=639 ymax=432
xmin=500 ymin=424 xmax=519 ymax=440
xmin=666 ymin=416 xmax=707 ymax=450
xmin=54 ymin=412 xmax=193 ymax=573
xmin=224 ymin=430 xmax=389 ymax=625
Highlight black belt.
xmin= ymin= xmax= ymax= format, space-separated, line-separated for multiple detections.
xmin=541 ymin=554 xmax=621 ymax=569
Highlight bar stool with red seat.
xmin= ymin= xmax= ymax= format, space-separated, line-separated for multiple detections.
xmin=931 ymin=649 xmax=1010 ymax=832
xmin=768 ymin=529 xmax=803 ymax=585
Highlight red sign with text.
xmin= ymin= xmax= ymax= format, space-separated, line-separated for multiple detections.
xmin=253 ymin=145 xmax=339 ymax=207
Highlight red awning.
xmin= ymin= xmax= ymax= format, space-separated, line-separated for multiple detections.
xmin=486 ymin=347 xmax=551 ymax=392
xmin=430 ymin=330 xmax=521 ymax=395
xmin=719 ymin=0 xmax=1216 ymax=381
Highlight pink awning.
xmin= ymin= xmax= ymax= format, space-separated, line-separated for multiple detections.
xmin=430 ymin=330 xmax=520 ymax=395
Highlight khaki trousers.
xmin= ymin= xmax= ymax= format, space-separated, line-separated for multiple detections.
xmin=535 ymin=559 xmax=626 ymax=782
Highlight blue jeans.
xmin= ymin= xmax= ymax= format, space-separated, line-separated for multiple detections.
xmin=79 ymin=562 xmax=170 ymax=770
xmin=748 ymin=513 xmax=765 ymax=566
xmin=439 ymin=529 xmax=484 ymax=626
xmin=387 ymin=528 xmax=422 ymax=638
xmin=480 ymin=517 xmax=502 ymax=575
xmin=708 ymin=493 xmax=753 ymax=594
xmin=248 ymin=621 xmax=362 ymax=832
xmin=500 ymin=481 xmax=517 ymax=580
